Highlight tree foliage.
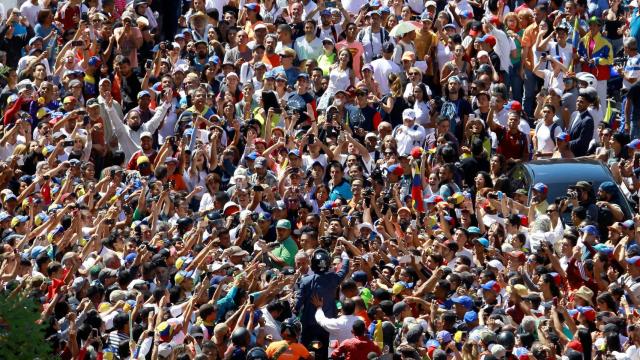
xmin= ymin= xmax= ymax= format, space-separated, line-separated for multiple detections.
xmin=0 ymin=294 xmax=52 ymax=360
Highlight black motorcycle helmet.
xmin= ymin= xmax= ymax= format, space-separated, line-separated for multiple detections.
xmin=280 ymin=318 xmax=302 ymax=339
xmin=231 ymin=327 xmax=250 ymax=347
xmin=311 ymin=248 xmax=331 ymax=273
xmin=246 ymin=347 xmax=269 ymax=360
xmin=497 ymin=331 xmax=515 ymax=350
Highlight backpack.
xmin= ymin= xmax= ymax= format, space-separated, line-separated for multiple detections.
xmin=535 ymin=121 xmax=560 ymax=145
xmin=357 ymin=27 xmax=390 ymax=53
xmin=440 ymin=100 xmax=459 ymax=133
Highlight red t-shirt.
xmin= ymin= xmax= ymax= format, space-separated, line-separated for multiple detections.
xmin=495 ymin=126 xmax=528 ymax=161
xmin=56 ymin=3 xmax=80 ymax=32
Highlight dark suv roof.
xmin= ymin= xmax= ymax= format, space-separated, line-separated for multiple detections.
xmin=508 ymin=158 xmax=634 ymax=219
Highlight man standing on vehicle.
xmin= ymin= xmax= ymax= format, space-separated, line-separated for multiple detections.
xmin=567 ymin=88 xmax=596 ymax=157
xmin=296 ymin=248 xmax=349 ymax=360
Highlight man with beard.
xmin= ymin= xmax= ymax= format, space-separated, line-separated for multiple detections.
xmin=114 ymin=55 xmax=141 ymax=113
xmin=191 ymin=40 xmax=211 ymax=72
xmin=263 ymin=34 xmax=280 ymax=68
xmin=103 ymin=88 xmax=173 ymax=160
xmin=437 ymin=163 xmax=461 ymax=198
xmin=294 ymin=20 xmax=323 ymax=62
xmin=126 ymin=131 xmax=158 ymax=170
xmin=129 ymin=91 xmax=155 ymax=124
xmin=595 ymin=181 xmax=625 ymax=222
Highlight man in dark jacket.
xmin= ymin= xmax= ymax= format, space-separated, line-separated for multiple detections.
xmin=0 ymin=11 xmax=35 ymax=68
xmin=295 ymin=248 xmax=349 ymax=360
xmin=568 ymin=88 xmax=596 ymax=157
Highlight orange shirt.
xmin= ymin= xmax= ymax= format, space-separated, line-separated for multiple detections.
xmin=266 ymin=341 xmax=310 ymax=360
xmin=264 ymin=53 xmax=281 ymax=69
xmin=521 ymin=21 xmax=538 ymax=71
xmin=168 ymin=173 xmax=188 ymax=192
xmin=520 ymin=22 xmax=539 ymax=70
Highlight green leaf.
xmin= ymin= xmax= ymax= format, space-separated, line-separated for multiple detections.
xmin=0 ymin=294 xmax=54 ymax=360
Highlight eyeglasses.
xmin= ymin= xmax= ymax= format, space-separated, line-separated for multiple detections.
xmin=546 ymin=209 xmax=557 ymax=214
xmin=384 ymin=152 xmax=394 ymax=156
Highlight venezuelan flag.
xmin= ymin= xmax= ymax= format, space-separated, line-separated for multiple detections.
xmin=411 ymin=163 xmax=424 ymax=213
xmin=569 ymin=16 xmax=580 ymax=72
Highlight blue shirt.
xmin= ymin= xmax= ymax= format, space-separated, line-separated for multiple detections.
xmin=273 ymin=66 xmax=301 ymax=87
xmin=216 ymin=286 xmax=238 ymax=322
xmin=329 ymin=180 xmax=353 ymax=201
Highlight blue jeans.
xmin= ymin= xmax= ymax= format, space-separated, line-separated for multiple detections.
xmin=509 ymin=62 xmax=523 ymax=103
xmin=628 ymin=98 xmax=640 ymax=139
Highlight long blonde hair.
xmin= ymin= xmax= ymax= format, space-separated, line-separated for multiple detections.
xmin=389 ymin=77 xmax=402 ymax=98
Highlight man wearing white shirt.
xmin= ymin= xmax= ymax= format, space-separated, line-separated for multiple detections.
xmin=486 ymin=19 xmax=516 ymax=75
xmin=295 ymin=19 xmax=324 ymax=61
xmin=621 ymin=37 xmax=640 ymax=90
xmin=371 ymin=42 xmax=401 ymax=94
xmin=536 ymin=23 xmax=574 ymax=70
xmin=392 ymin=109 xmax=427 ymax=156
xmin=356 ymin=10 xmax=390 ymax=63
xmin=20 ymin=0 xmax=41 ymax=28
xmin=311 ymin=295 xmax=360 ymax=356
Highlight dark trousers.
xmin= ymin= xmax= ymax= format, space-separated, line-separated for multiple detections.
xmin=301 ymin=323 xmax=330 ymax=360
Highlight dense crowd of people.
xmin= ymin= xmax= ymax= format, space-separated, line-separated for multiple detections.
xmin=3 ymin=0 xmax=640 ymax=359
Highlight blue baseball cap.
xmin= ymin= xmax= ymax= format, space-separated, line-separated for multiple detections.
xmin=288 ymin=149 xmax=301 ymax=157
xmin=599 ymin=181 xmax=617 ymax=193
xmin=581 ymin=224 xmax=599 ymax=237
xmin=451 ymin=296 xmax=473 ymax=309
xmin=626 ymin=256 xmax=640 ymax=266
xmin=477 ymin=237 xmax=490 ymax=248
xmin=623 ymin=219 xmax=635 ymax=229
xmin=481 ymin=280 xmax=501 ymax=292
xmin=627 ymin=139 xmax=640 ymax=150
xmin=467 ymin=226 xmax=481 ymax=234
xmin=464 ymin=310 xmax=478 ymax=323
xmin=593 ymin=243 xmax=613 ymax=255
xmin=246 ymin=152 xmax=259 ymax=161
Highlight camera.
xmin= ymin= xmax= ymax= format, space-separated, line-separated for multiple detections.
xmin=614 ymin=56 xmax=628 ymax=67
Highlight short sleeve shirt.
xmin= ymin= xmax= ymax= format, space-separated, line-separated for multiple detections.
xmin=272 ymin=237 xmax=298 ymax=268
